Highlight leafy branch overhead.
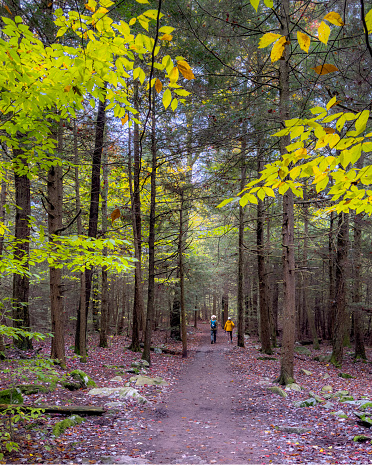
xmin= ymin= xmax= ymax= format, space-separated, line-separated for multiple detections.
xmin=220 ymin=98 xmax=372 ymax=214
xmin=258 ymin=11 xmax=344 ymax=64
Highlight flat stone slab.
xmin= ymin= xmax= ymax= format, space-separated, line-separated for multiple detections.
xmin=101 ymin=455 xmax=150 ymax=464
xmin=87 ymin=387 xmax=148 ymax=403
xmin=129 ymin=375 xmax=168 ymax=386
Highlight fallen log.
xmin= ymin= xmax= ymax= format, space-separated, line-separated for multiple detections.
xmin=0 ymin=404 xmax=106 ymax=415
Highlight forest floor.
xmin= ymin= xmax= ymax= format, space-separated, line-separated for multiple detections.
xmin=2 ymin=324 xmax=372 ymax=463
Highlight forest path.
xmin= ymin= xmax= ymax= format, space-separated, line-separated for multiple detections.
xmin=140 ymin=324 xmax=271 ymax=464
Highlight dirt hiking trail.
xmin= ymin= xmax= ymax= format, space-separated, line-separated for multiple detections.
xmin=137 ymin=324 xmax=272 ymax=464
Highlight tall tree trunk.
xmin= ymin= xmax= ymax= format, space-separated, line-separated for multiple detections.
xmin=179 ymin=190 xmax=187 ymax=358
xmin=276 ymin=0 xmax=296 ymax=385
xmin=129 ymin=84 xmax=144 ymax=352
xmin=143 ymin=99 xmax=157 ymax=363
xmin=330 ymin=212 xmax=349 ymax=366
xmin=257 ymin=157 xmax=271 ymax=354
xmin=48 ymin=123 xmax=65 ymax=366
xmin=237 ymin=138 xmax=246 ymax=348
xmin=302 ymin=189 xmax=319 ymax=349
xmin=12 ymin=149 xmax=32 ymax=350
xmin=75 ymin=94 xmax=107 ymax=356
xmin=328 ymin=211 xmax=336 ymax=340
xmin=353 ymin=212 xmax=366 ymax=359
xmin=0 ymin=171 xmax=7 ymax=358
xmin=99 ymin=151 xmax=109 ymax=348
xmin=222 ymin=290 xmax=229 ymax=329
xmin=170 ymin=285 xmax=181 ymax=340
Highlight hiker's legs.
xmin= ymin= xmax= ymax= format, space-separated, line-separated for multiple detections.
xmin=228 ymin=331 xmax=232 ymax=342
xmin=214 ymin=330 xmax=217 ymax=343
xmin=211 ymin=330 xmax=214 ymax=343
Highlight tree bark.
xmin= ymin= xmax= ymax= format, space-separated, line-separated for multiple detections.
xmin=179 ymin=190 xmax=187 ymax=358
xmin=12 ymin=148 xmax=32 ymax=350
xmin=276 ymin=0 xmax=296 ymax=385
xmin=129 ymin=83 xmax=144 ymax=352
xmin=237 ymin=138 xmax=246 ymax=348
xmin=99 ymin=151 xmax=109 ymax=348
xmin=330 ymin=212 xmax=349 ymax=366
xmin=75 ymin=93 xmax=106 ymax=355
xmin=257 ymin=157 xmax=271 ymax=354
xmin=142 ymin=99 xmax=157 ymax=363
xmin=302 ymin=189 xmax=319 ymax=349
xmin=48 ymin=123 xmax=65 ymax=367
xmin=353 ymin=212 xmax=366 ymax=359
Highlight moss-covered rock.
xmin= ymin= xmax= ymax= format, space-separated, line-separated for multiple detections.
xmin=69 ymin=370 xmax=96 ymax=388
xmin=354 ymin=411 xmax=372 ymax=427
xmin=257 ymin=356 xmax=277 ymax=361
xmin=268 ymin=386 xmax=287 ymax=398
xmin=295 ymin=346 xmax=311 ymax=356
xmin=61 ymin=381 xmax=81 ymax=391
xmin=321 ymin=385 xmax=333 ymax=392
xmin=293 ymin=398 xmax=317 ymax=408
xmin=309 ymin=391 xmax=324 ymax=403
xmin=353 ymin=435 xmax=371 ymax=442
xmin=338 ymin=372 xmax=356 ymax=379
xmin=334 ymin=390 xmax=349 ymax=398
xmin=301 ymin=369 xmax=312 ymax=375
xmin=52 ymin=415 xmax=85 ymax=437
xmin=340 ymin=396 xmax=354 ymax=402
xmin=0 ymin=388 xmax=23 ymax=404
xmin=360 ymin=402 xmax=372 ymax=411
xmin=16 ymin=384 xmax=49 ymax=395
xmin=331 ymin=410 xmax=348 ymax=419
xmin=285 ymin=383 xmax=302 ymax=392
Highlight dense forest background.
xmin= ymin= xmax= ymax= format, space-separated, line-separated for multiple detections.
xmin=1 ymin=0 xmax=372 ymax=383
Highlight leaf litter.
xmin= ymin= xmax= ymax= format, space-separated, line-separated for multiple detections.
xmin=1 ymin=326 xmax=372 ymax=463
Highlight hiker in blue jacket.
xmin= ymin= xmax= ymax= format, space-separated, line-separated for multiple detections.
xmin=210 ymin=315 xmax=218 ymax=344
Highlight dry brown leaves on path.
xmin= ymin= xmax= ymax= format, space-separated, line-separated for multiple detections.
xmin=2 ymin=325 xmax=372 ymax=463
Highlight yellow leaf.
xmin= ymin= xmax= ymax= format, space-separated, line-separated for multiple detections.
xmin=270 ymin=36 xmax=286 ymax=62
xmin=324 ymin=11 xmax=344 ymax=26
xmin=111 ymin=208 xmax=121 ymax=222
xmin=162 ymin=88 xmax=172 ymax=109
xmin=324 ymin=127 xmax=335 ymax=134
xmin=155 ymin=78 xmax=162 ymax=93
xmin=160 ymin=33 xmax=173 ymax=41
xmin=129 ymin=17 xmax=136 ymax=26
xmin=311 ymin=64 xmax=338 ymax=75
xmin=297 ymin=31 xmax=310 ymax=53
xmin=177 ymin=60 xmax=195 ymax=80
xmin=171 ymin=98 xmax=178 ymax=111
xmin=326 ymin=96 xmax=337 ymax=110
xmin=365 ymin=9 xmax=372 ymax=34
xmin=169 ymin=67 xmax=179 ymax=83
xmin=121 ymin=114 xmax=129 ymax=125
xmin=258 ymin=33 xmax=282 ymax=49
xmin=64 ymin=85 xmax=71 ymax=92
xmin=136 ymin=0 xmax=149 ymax=2
xmin=250 ymin=0 xmax=259 ymax=11
xmin=318 ymin=21 xmax=330 ymax=45
xmin=85 ymin=0 xmax=96 ymax=12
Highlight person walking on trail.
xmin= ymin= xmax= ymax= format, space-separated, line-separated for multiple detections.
xmin=210 ymin=315 xmax=218 ymax=344
xmin=224 ymin=317 xmax=235 ymax=343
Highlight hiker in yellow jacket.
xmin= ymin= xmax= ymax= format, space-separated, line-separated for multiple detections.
xmin=224 ymin=317 xmax=235 ymax=344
